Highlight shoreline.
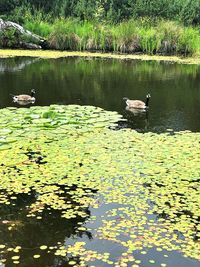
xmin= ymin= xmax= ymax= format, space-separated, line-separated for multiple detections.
xmin=0 ymin=49 xmax=200 ymax=64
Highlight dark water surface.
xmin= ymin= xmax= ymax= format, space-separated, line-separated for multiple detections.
xmin=0 ymin=57 xmax=200 ymax=267
xmin=0 ymin=56 xmax=200 ymax=132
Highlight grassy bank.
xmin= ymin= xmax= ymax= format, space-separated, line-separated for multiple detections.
xmin=0 ymin=18 xmax=199 ymax=56
xmin=0 ymin=49 xmax=200 ymax=65
xmin=23 ymin=18 xmax=200 ymax=56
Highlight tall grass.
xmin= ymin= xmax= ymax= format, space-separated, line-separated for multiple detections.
xmin=158 ymin=21 xmax=183 ymax=54
xmin=177 ymin=27 xmax=200 ymax=54
xmin=24 ymin=17 xmax=200 ymax=55
xmin=139 ymin=28 xmax=162 ymax=54
xmin=25 ymin=21 xmax=53 ymax=37
xmin=111 ymin=20 xmax=139 ymax=53
xmin=48 ymin=18 xmax=80 ymax=50
xmin=75 ymin=21 xmax=95 ymax=50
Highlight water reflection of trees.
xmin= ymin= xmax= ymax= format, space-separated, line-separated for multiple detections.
xmin=0 ymin=56 xmax=200 ymax=131
xmin=2 ymin=57 xmax=199 ymax=109
xmin=0 ymin=188 xmax=92 ymax=267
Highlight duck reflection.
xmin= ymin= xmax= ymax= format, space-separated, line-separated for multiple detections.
xmin=14 ymin=99 xmax=35 ymax=106
xmin=125 ymin=106 xmax=147 ymax=116
xmin=124 ymin=106 xmax=150 ymax=131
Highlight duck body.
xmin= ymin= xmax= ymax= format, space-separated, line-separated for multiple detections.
xmin=12 ymin=94 xmax=35 ymax=102
xmin=11 ymin=89 xmax=36 ymax=103
xmin=123 ymin=94 xmax=151 ymax=109
xmin=125 ymin=99 xmax=146 ymax=109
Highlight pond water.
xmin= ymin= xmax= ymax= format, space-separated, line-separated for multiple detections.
xmin=0 ymin=56 xmax=200 ymax=132
xmin=0 ymin=57 xmax=200 ymax=267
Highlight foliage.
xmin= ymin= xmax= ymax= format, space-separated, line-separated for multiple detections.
xmin=111 ymin=19 xmax=140 ymax=53
xmin=24 ymin=20 xmax=53 ymax=38
xmin=0 ymin=1 xmax=200 ymax=55
xmin=0 ymin=27 xmax=22 ymax=48
xmin=177 ymin=26 xmax=200 ymax=55
xmin=0 ymin=104 xmax=199 ymax=266
xmin=48 ymin=18 xmax=80 ymax=50
xmin=1 ymin=0 xmax=200 ymax=25
xmin=0 ymin=0 xmax=19 ymax=14
xmin=1 ymin=16 xmax=198 ymax=55
xmin=139 ymin=27 xmax=162 ymax=54
xmin=157 ymin=20 xmax=182 ymax=54
xmin=0 ymin=27 xmax=42 ymax=49
xmin=0 ymin=105 xmax=122 ymax=136
xmin=40 ymin=18 xmax=200 ymax=55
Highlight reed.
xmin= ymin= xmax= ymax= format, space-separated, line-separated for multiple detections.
xmin=24 ymin=17 xmax=200 ymax=55
xmin=177 ymin=27 xmax=200 ymax=55
xmin=111 ymin=20 xmax=139 ymax=53
xmin=48 ymin=18 xmax=79 ymax=50
xmin=25 ymin=21 xmax=53 ymax=37
xmin=139 ymin=27 xmax=162 ymax=54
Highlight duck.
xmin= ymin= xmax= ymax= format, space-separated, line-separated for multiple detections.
xmin=123 ymin=94 xmax=151 ymax=109
xmin=11 ymin=89 xmax=36 ymax=103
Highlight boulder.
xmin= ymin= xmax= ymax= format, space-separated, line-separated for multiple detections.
xmin=0 ymin=18 xmax=47 ymax=49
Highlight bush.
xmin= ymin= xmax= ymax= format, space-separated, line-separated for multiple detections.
xmin=0 ymin=28 xmax=20 ymax=48
xmin=48 ymin=18 xmax=80 ymax=50
xmin=25 ymin=21 xmax=53 ymax=37
xmin=0 ymin=0 xmax=19 ymax=14
xmin=45 ymin=17 xmax=200 ymax=55
xmin=75 ymin=21 xmax=96 ymax=50
xmin=177 ymin=27 xmax=200 ymax=55
xmin=111 ymin=20 xmax=140 ymax=53
xmin=1 ymin=0 xmax=200 ymax=25
xmin=157 ymin=20 xmax=183 ymax=54
xmin=139 ymin=27 xmax=162 ymax=54
xmin=2 ymin=13 xmax=196 ymax=56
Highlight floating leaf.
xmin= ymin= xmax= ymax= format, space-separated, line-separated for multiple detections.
xmin=33 ymin=254 xmax=41 ymax=259
xmin=11 ymin=256 xmax=20 ymax=260
xmin=40 ymin=245 xmax=48 ymax=250
xmin=0 ymin=104 xmax=199 ymax=266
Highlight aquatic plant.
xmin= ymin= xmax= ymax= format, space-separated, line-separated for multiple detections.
xmin=0 ymin=105 xmax=199 ymax=266
xmin=37 ymin=18 xmax=200 ymax=55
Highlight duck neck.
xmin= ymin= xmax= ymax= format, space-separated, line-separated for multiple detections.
xmin=145 ymin=97 xmax=150 ymax=107
xmin=31 ymin=91 xmax=35 ymax=97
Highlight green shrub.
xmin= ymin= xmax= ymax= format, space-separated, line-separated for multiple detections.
xmin=96 ymin=25 xmax=112 ymax=51
xmin=157 ymin=20 xmax=183 ymax=54
xmin=5 ymin=13 xmax=196 ymax=56
xmin=0 ymin=28 xmax=20 ymax=48
xmin=177 ymin=27 xmax=200 ymax=55
xmin=74 ymin=21 xmax=95 ymax=50
xmin=48 ymin=18 xmax=80 ymax=50
xmin=45 ymin=18 xmax=200 ymax=55
xmin=139 ymin=27 xmax=162 ymax=54
xmin=24 ymin=21 xmax=53 ymax=37
xmin=111 ymin=20 xmax=140 ymax=53
xmin=1 ymin=0 xmax=200 ymax=25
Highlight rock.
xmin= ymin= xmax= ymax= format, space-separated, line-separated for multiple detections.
xmin=0 ymin=18 xmax=47 ymax=49
xmin=20 ymin=42 xmax=42 ymax=50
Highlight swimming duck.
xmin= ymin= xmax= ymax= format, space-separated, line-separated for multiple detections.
xmin=123 ymin=94 xmax=151 ymax=109
xmin=11 ymin=89 xmax=36 ymax=103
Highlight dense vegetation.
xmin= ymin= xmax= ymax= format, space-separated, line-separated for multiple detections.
xmin=1 ymin=0 xmax=200 ymax=24
xmin=0 ymin=1 xmax=200 ymax=56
